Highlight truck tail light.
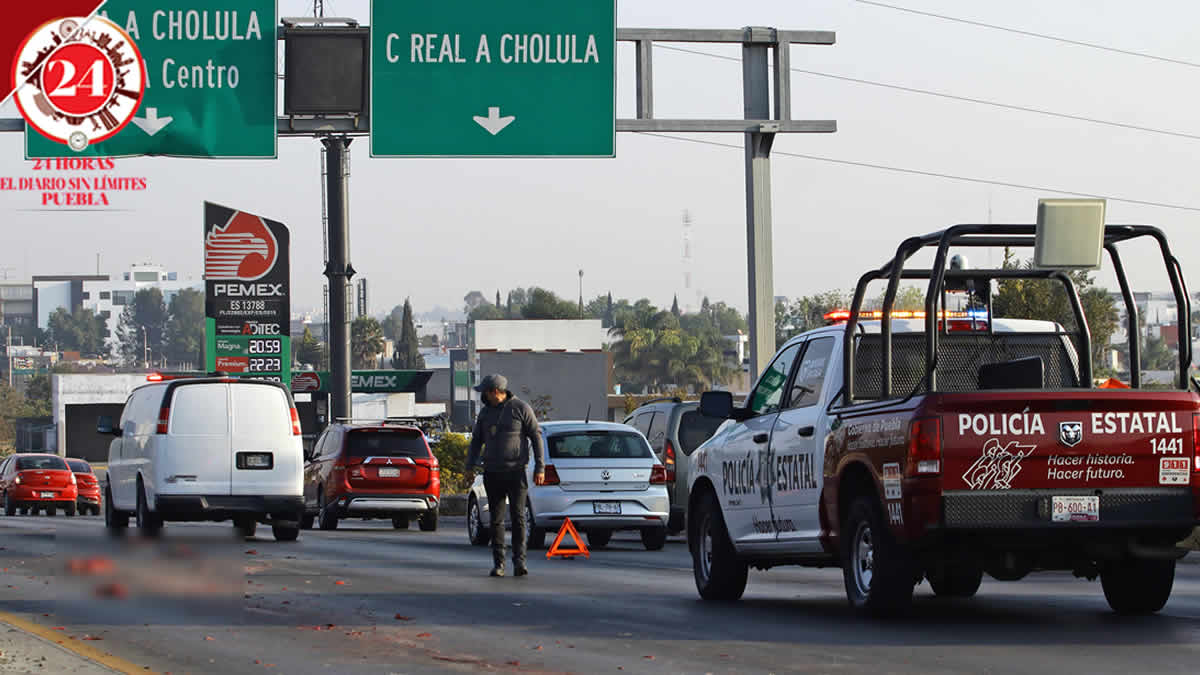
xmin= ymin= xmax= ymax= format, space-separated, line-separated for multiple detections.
xmin=290 ymin=408 xmax=302 ymax=436
xmin=542 ymin=465 xmax=561 ymax=486
xmin=1193 ymin=413 xmax=1200 ymax=473
xmin=650 ymin=464 xmax=668 ymax=484
xmin=664 ymin=440 xmax=677 ymax=483
xmin=156 ymin=407 xmax=170 ymax=434
xmin=907 ymin=417 xmax=941 ymax=476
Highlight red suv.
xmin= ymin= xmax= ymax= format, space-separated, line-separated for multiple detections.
xmin=302 ymin=422 xmax=440 ymax=531
xmin=0 ymin=454 xmax=79 ymax=516
xmin=67 ymin=459 xmax=101 ymax=516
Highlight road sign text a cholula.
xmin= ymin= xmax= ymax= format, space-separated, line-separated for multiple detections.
xmin=392 ymin=33 xmax=601 ymax=64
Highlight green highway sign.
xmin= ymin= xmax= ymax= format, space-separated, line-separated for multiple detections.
xmin=370 ymin=0 xmax=615 ymax=157
xmin=26 ymin=1 xmax=277 ymax=159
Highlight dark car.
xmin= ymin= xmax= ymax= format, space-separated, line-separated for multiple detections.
xmin=624 ymin=398 xmax=725 ymax=533
xmin=0 ymin=454 xmax=79 ymax=516
xmin=302 ymin=421 xmax=441 ymax=531
xmin=67 ymin=459 xmax=101 ymax=516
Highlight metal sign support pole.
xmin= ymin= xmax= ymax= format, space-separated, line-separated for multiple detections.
xmin=743 ymin=30 xmax=777 ymax=378
xmin=322 ymin=136 xmax=354 ymax=420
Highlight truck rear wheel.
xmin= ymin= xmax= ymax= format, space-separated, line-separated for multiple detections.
xmin=841 ymin=496 xmax=915 ymax=614
xmin=691 ymin=491 xmax=747 ymax=601
xmin=1101 ymin=558 xmax=1175 ymax=615
xmin=927 ymin=562 xmax=983 ymax=598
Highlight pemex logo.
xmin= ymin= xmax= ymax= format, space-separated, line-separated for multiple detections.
xmin=205 ymin=211 xmax=278 ymax=281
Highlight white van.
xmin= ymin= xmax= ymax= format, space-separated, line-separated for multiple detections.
xmin=98 ymin=377 xmax=305 ymax=541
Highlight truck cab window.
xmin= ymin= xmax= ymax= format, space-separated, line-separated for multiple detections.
xmin=788 ymin=337 xmax=834 ymax=409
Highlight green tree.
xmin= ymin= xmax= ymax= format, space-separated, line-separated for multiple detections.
xmin=351 ymin=316 xmax=385 ymax=369
xmin=611 ymin=299 xmax=735 ymax=393
xmin=463 ymin=290 xmax=488 ymax=315
xmin=468 ymin=304 xmax=505 ymax=321
xmin=381 ymin=305 xmax=404 ymax=341
xmin=520 ymin=287 xmax=578 ymax=319
xmin=0 ymin=380 xmax=40 ymax=449
xmin=164 ymin=288 xmax=205 ymax=367
xmin=430 ymin=432 xmax=471 ymax=492
xmin=775 ymin=289 xmax=852 ymax=344
xmin=112 ymin=288 xmax=168 ymax=368
xmin=391 ymin=298 xmax=425 ymax=369
xmin=295 ymin=326 xmax=325 ymax=368
xmin=45 ymin=307 xmax=107 ymax=355
xmin=991 ymin=249 xmax=1118 ymax=372
xmin=23 ymin=373 xmax=51 ymax=417
xmin=671 ymin=295 xmax=681 ymax=317
xmin=496 ymin=290 xmax=502 ymax=308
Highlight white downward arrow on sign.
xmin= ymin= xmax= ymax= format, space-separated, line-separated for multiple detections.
xmin=132 ymin=107 xmax=173 ymax=136
xmin=473 ymin=107 xmax=515 ymax=135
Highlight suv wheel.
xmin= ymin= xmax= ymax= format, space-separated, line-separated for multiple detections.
xmin=842 ymin=496 xmax=914 ymax=614
xmin=317 ymin=490 xmax=338 ymax=531
xmin=468 ymin=497 xmax=489 ymax=546
xmin=418 ymin=510 xmax=438 ymax=532
xmin=641 ymin=527 xmax=667 ymax=551
xmin=1101 ymin=558 xmax=1175 ymax=615
xmin=691 ymin=491 xmax=747 ymax=601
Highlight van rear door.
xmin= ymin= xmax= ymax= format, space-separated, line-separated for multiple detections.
xmin=164 ymin=383 xmax=231 ymax=495
xmin=230 ymin=383 xmax=302 ymax=497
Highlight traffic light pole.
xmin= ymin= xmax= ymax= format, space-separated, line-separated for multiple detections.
xmin=322 ymin=136 xmax=354 ymax=421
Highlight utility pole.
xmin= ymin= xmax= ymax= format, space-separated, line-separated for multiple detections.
xmin=6 ymin=324 xmax=12 ymax=387
xmin=141 ymin=326 xmax=149 ymax=370
xmin=578 ymin=269 xmax=584 ymax=318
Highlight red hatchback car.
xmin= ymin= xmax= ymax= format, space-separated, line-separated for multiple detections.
xmin=0 ymin=454 xmax=79 ymax=516
xmin=302 ymin=422 xmax=440 ymax=531
xmin=67 ymin=459 xmax=101 ymax=516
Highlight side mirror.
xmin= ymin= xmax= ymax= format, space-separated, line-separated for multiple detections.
xmin=97 ymin=416 xmax=121 ymax=437
xmin=699 ymin=391 xmax=735 ymax=419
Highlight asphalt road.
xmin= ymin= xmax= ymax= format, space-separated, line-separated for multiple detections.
xmin=1 ymin=513 xmax=1199 ymax=674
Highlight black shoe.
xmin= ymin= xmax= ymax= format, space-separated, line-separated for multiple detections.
xmin=514 ymin=566 xmax=528 ymax=577
xmin=489 ymin=567 xmax=505 ymax=577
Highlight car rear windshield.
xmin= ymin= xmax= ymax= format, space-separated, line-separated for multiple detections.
xmin=67 ymin=460 xmax=92 ymax=473
xmin=16 ymin=456 xmax=68 ymax=471
xmin=678 ymin=410 xmax=725 ymax=455
xmin=346 ymin=430 xmax=429 ymax=458
xmin=548 ymin=431 xmax=653 ymax=459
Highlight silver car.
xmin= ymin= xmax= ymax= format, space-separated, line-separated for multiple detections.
xmin=466 ymin=421 xmax=670 ymax=551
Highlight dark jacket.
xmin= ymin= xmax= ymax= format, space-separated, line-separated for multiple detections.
xmin=466 ymin=391 xmax=545 ymax=473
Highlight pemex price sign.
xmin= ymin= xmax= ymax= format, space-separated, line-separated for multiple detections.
xmin=371 ymin=0 xmax=615 ymax=157
xmin=26 ymin=1 xmax=277 ymax=158
xmin=204 ymin=202 xmax=291 ymax=387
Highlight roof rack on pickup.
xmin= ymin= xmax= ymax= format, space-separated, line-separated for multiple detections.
xmin=843 ymin=224 xmax=1191 ymax=403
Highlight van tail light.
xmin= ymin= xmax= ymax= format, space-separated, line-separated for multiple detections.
xmin=664 ymin=440 xmax=677 ymax=483
xmin=156 ymin=407 xmax=170 ymax=434
xmin=1193 ymin=413 xmax=1200 ymax=474
xmin=650 ymin=464 xmax=668 ymax=484
xmin=542 ymin=465 xmax=561 ymax=486
xmin=290 ymin=408 xmax=302 ymax=436
xmin=906 ymin=417 xmax=941 ymax=476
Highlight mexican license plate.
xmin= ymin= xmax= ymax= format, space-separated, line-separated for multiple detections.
xmin=39 ymin=492 xmax=55 ymax=499
xmin=378 ymin=467 xmax=401 ymax=478
xmin=1051 ymin=495 xmax=1099 ymax=522
xmin=593 ymin=501 xmax=621 ymax=515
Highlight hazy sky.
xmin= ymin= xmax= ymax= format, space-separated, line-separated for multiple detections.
xmin=3 ymin=0 xmax=1199 ymax=318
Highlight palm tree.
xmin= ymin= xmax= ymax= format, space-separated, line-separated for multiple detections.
xmin=351 ymin=316 xmax=385 ymax=369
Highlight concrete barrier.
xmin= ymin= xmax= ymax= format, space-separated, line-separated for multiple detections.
xmin=439 ymin=494 xmax=468 ymax=516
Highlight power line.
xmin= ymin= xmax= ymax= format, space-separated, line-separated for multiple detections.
xmin=655 ymin=44 xmax=1200 ymax=141
xmin=856 ymin=0 xmax=1200 ymax=69
xmin=634 ymin=132 xmax=1200 ymax=213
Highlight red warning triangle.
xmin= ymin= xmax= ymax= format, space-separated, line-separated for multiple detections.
xmin=546 ymin=518 xmax=589 ymax=559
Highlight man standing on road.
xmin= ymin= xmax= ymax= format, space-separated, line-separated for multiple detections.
xmin=465 ymin=374 xmax=545 ymax=577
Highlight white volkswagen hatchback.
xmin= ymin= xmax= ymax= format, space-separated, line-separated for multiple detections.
xmin=466 ymin=421 xmax=670 ymax=551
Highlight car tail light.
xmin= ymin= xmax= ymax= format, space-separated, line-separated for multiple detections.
xmin=907 ymin=417 xmax=941 ymax=476
xmin=650 ymin=464 xmax=667 ymax=484
xmin=1193 ymin=413 xmax=1200 ymax=474
xmin=290 ymin=408 xmax=302 ymax=436
xmin=156 ymin=407 xmax=170 ymax=434
xmin=69 ymin=473 xmax=76 ymax=485
xmin=664 ymin=440 xmax=677 ymax=483
xmin=14 ymin=475 xmax=21 ymax=485
xmin=542 ymin=465 xmax=560 ymax=485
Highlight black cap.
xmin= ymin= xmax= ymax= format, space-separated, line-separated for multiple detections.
xmin=474 ymin=373 xmax=507 ymax=393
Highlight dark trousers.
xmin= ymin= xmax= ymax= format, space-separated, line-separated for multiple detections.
xmin=483 ymin=469 xmax=527 ymax=568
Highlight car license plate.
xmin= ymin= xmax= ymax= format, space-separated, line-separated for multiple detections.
xmin=593 ymin=501 xmax=621 ymax=515
xmin=378 ymin=467 xmax=401 ymax=478
xmin=1052 ymin=496 xmax=1099 ymax=522
xmin=39 ymin=492 xmax=55 ymax=499
xmin=245 ymin=454 xmax=271 ymax=468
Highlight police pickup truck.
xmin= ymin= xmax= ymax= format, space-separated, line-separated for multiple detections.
xmin=688 ymin=221 xmax=1198 ymax=615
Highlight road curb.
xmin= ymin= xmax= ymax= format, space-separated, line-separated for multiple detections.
xmin=0 ymin=613 xmax=144 ymax=674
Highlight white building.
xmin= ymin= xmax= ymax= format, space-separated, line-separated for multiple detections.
xmin=34 ymin=264 xmax=201 ymax=356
